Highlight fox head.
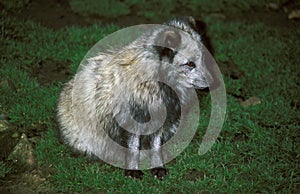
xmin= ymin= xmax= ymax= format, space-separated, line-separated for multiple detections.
xmin=151 ymin=16 xmax=218 ymax=90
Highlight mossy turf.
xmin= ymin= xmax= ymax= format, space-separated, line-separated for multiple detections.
xmin=0 ymin=0 xmax=299 ymax=193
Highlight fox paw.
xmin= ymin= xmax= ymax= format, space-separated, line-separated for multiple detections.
xmin=151 ymin=167 xmax=168 ymax=180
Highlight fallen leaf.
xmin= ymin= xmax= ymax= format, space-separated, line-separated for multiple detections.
xmin=240 ymin=97 xmax=261 ymax=107
xmin=288 ymin=10 xmax=300 ymax=19
xmin=266 ymin=3 xmax=280 ymax=11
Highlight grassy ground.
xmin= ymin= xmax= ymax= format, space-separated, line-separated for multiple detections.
xmin=0 ymin=0 xmax=299 ymax=193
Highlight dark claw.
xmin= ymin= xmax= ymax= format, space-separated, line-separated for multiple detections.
xmin=125 ymin=170 xmax=144 ymax=179
xmin=151 ymin=167 xmax=168 ymax=180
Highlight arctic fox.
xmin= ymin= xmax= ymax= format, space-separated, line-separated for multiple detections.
xmin=57 ymin=16 xmax=214 ymax=179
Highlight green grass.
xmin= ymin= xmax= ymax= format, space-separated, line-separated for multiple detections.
xmin=69 ymin=0 xmax=176 ymax=21
xmin=0 ymin=162 xmax=12 ymax=178
xmin=1 ymin=0 xmax=30 ymax=10
xmin=70 ymin=0 xmax=131 ymax=18
xmin=1 ymin=0 xmax=299 ymax=193
xmin=186 ymin=0 xmax=288 ymax=13
xmin=69 ymin=0 xmax=296 ymax=21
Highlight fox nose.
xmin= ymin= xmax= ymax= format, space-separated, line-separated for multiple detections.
xmin=193 ymin=75 xmax=219 ymax=91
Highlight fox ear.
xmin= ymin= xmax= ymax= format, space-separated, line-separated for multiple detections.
xmin=158 ymin=30 xmax=181 ymax=49
xmin=154 ymin=29 xmax=181 ymax=61
xmin=187 ymin=16 xmax=196 ymax=26
xmin=154 ymin=45 xmax=175 ymax=62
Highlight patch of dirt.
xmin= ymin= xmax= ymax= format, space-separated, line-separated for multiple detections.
xmin=182 ymin=168 xmax=208 ymax=182
xmin=218 ymin=60 xmax=244 ymax=81
xmin=225 ymin=0 xmax=300 ymax=30
xmin=226 ymin=8 xmax=298 ymax=30
xmin=30 ymin=58 xmax=71 ymax=85
xmin=13 ymin=0 xmax=91 ymax=30
xmin=7 ymin=0 xmax=152 ymax=29
xmin=231 ymin=131 xmax=250 ymax=143
xmin=0 ymin=169 xmax=57 ymax=194
xmin=0 ymin=118 xmax=51 ymax=193
xmin=0 ymin=131 xmax=19 ymax=161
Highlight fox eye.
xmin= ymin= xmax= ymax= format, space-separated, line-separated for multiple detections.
xmin=185 ymin=61 xmax=196 ymax=68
